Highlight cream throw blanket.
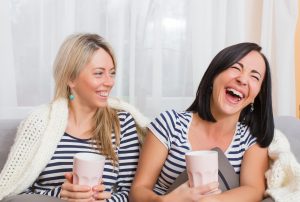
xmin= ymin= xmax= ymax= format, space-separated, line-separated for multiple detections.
xmin=0 ymin=98 xmax=149 ymax=200
xmin=265 ymin=129 xmax=300 ymax=201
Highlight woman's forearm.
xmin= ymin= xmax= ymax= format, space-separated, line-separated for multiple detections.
xmin=130 ymin=186 xmax=164 ymax=202
xmin=204 ymin=185 xmax=264 ymax=202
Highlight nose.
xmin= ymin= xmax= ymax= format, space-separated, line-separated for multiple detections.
xmin=236 ymin=74 xmax=248 ymax=86
xmin=103 ymin=73 xmax=115 ymax=87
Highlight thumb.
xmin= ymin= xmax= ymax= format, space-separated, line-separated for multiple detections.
xmin=64 ymin=172 xmax=73 ymax=183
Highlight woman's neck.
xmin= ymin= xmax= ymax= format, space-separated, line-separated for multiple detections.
xmin=66 ymin=101 xmax=97 ymax=138
xmin=193 ymin=112 xmax=238 ymax=139
xmin=189 ymin=113 xmax=238 ymax=151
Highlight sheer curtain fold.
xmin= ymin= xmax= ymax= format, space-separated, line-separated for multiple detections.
xmin=274 ymin=0 xmax=298 ymax=116
xmin=0 ymin=0 xmax=17 ymax=107
xmin=0 ymin=0 xmax=18 ymax=119
xmin=261 ymin=0 xmax=298 ymax=116
xmin=0 ymin=0 xmax=298 ymax=120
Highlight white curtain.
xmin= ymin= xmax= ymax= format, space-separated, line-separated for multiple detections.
xmin=0 ymin=0 xmax=298 ymax=120
xmin=261 ymin=0 xmax=298 ymax=116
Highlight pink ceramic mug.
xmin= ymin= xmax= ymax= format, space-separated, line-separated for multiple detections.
xmin=73 ymin=152 xmax=106 ymax=187
xmin=185 ymin=150 xmax=218 ymax=187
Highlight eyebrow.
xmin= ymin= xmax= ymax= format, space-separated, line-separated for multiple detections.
xmin=236 ymin=62 xmax=262 ymax=78
xmin=94 ymin=67 xmax=115 ymax=71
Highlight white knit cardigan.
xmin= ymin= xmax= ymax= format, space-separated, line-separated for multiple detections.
xmin=265 ymin=129 xmax=300 ymax=201
xmin=0 ymin=98 xmax=149 ymax=200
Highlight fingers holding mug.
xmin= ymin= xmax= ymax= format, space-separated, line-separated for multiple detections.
xmin=92 ymin=184 xmax=111 ymax=200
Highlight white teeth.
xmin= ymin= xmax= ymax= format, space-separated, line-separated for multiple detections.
xmin=99 ymin=92 xmax=108 ymax=96
xmin=226 ymin=88 xmax=244 ymax=99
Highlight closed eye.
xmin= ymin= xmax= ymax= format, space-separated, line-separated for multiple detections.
xmin=110 ymin=70 xmax=116 ymax=76
xmin=230 ymin=66 xmax=241 ymax=71
xmin=110 ymin=71 xmax=116 ymax=77
xmin=251 ymin=74 xmax=260 ymax=81
xmin=251 ymin=70 xmax=262 ymax=81
xmin=94 ymin=72 xmax=103 ymax=76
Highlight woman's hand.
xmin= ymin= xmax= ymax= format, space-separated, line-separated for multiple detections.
xmin=163 ymin=181 xmax=221 ymax=202
xmin=92 ymin=183 xmax=111 ymax=201
xmin=60 ymin=172 xmax=95 ymax=202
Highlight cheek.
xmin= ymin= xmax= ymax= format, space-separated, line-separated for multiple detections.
xmin=211 ymin=85 xmax=224 ymax=104
xmin=76 ymin=80 xmax=98 ymax=93
xmin=250 ymin=83 xmax=263 ymax=98
xmin=88 ymin=78 xmax=102 ymax=87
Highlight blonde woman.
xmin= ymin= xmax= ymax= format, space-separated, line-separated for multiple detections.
xmin=0 ymin=33 xmax=147 ymax=202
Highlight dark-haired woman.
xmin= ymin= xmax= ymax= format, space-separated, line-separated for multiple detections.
xmin=130 ymin=42 xmax=274 ymax=202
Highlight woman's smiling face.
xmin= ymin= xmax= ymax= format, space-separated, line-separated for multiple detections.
xmin=69 ymin=48 xmax=115 ymax=110
xmin=210 ymin=50 xmax=266 ymax=119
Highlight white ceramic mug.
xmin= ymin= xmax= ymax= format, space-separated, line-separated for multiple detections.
xmin=73 ymin=152 xmax=106 ymax=187
xmin=185 ymin=150 xmax=218 ymax=187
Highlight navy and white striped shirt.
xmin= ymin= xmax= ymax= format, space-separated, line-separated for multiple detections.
xmin=23 ymin=111 xmax=140 ymax=202
xmin=148 ymin=110 xmax=256 ymax=195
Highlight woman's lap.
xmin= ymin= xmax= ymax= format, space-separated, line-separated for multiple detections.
xmin=1 ymin=194 xmax=63 ymax=202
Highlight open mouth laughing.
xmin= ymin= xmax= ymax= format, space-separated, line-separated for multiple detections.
xmin=225 ymin=87 xmax=245 ymax=103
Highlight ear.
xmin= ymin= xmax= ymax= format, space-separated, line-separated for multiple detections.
xmin=68 ymin=79 xmax=76 ymax=88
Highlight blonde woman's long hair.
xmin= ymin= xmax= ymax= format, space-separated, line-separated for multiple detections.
xmin=53 ymin=33 xmax=120 ymax=164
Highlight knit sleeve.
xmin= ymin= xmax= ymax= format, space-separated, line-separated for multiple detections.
xmin=0 ymin=104 xmax=49 ymax=200
xmin=107 ymin=112 xmax=140 ymax=202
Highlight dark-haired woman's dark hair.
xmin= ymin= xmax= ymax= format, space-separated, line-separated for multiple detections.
xmin=187 ymin=42 xmax=274 ymax=147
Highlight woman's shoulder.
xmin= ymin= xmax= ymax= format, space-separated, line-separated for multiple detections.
xmin=108 ymin=97 xmax=150 ymax=128
xmin=14 ymin=103 xmax=52 ymax=140
xmin=153 ymin=109 xmax=192 ymax=124
xmin=117 ymin=110 xmax=134 ymax=123
xmin=236 ymin=122 xmax=251 ymax=136
xmin=148 ymin=110 xmax=192 ymax=137
xmin=19 ymin=99 xmax=68 ymax=132
xmin=117 ymin=110 xmax=144 ymax=133
xmin=235 ymin=122 xmax=257 ymax=145
xmin=23 ymin=99 xmax=67 ymax=121
xmin=21 ymin=103 xmax=51 ymax=124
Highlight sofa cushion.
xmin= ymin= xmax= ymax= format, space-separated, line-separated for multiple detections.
xmin=274 ymin=116 xmax=300 ymax=162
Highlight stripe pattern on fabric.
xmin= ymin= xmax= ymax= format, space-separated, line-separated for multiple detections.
xmin=148 ymin=110 xmax=256 ymax=195
xmin=22 ymin=111 xmax=139 ymax=202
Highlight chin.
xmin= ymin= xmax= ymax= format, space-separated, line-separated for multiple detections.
xmin=96 ymin=102 xmax=108 ymax=108
xmin=222 ymin=107 xmax=242 ymax=116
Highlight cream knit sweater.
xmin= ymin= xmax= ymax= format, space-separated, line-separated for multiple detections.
xmin=265 ymin=129 xmax=300 ymax=201
xmin=0 ymin=98 xmax=149 ymax=200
